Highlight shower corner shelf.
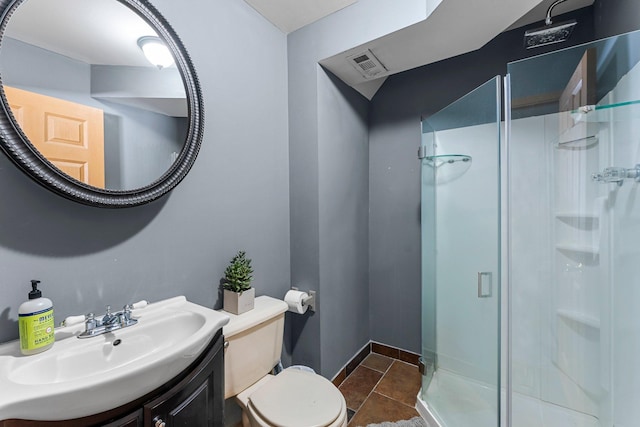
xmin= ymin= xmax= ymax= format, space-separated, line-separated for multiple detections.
xmin=555 ymin=135 xmax=598 ymax=149
xmin=555 ymin=212 xmax=599 ymax=220
xmin=569 ymin=99 xmax=640 ymax=123
xmin=555 ymin=212 xmax=600 ymax=229
xmin=424 ymin=154 xmax=472 ymax=167
xmin=555 ymin=122 xmax=598 ymax=148
xmin=555 ymin=243 xmax=599 ymax=255
xmin=554 ymin=98 xmax=640 ymax=148
xmin=557 ymin=309 xmax=601 ymax=329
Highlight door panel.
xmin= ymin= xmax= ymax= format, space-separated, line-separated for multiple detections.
xmin=420 ymin=77 xmax=501 ymax=427
xmin=4 ymin=86 xmax=105 ymax=187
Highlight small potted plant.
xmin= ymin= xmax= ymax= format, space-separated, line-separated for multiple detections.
xmin=222 ymin=250 xmax=255 ymax=314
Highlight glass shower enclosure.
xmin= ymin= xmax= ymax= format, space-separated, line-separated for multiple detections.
xmin=508 ymin=29 xmax=640 ymax=427
xmin=419 ymin=28 xmax=640 ymax=427
xmin=419 ymin=77 xmax=502 ymax=427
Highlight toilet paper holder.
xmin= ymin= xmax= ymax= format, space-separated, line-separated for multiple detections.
xmin=291 ymin=287 xmax=316 ymax=312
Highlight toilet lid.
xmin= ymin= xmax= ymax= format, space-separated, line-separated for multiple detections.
xmin=249 ymin=369 xmax=343 ymax=427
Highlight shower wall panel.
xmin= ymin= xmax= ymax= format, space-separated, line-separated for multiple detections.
xmin=510 ymin=100 xmax=604 ymax=425
xmin=607 ymin=59 xmax=640 ymax=427
xmin=508 ymin=114 xmax=551 ymax=403
xmin=510 ymin=111 xmax=604 ymax=423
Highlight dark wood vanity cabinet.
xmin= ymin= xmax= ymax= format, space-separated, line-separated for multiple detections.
xmin=143 ymin=329 xmax=224 ymax=427
xmin=0 ymin=330 xmax=224 ymax=427
xmin=102 ymin=410 xmax=143 ymax=427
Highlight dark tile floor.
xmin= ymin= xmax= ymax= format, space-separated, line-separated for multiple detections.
xmin=336 ymin=353 xmax=422 ymax=426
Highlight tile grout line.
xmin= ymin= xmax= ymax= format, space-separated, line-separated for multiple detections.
xmin=340 ymin=345 xmax=420 ymax=426
xmin=348 ymin=359 xmax=423 ymax=426
xmin=367 ymin=360 xmax=418 ymax=409
xmin=345 ymin=364 xmax=388 ymax=412
xmin=372 ymin=390 xmax=420 ymax=411
xmin=375 ymin=359 xmax=422 ymax=409
xmin=348 ymin=359 xmax=396 ymax=425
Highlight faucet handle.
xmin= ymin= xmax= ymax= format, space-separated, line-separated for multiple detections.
xmin=85 ymin=313 xmax=97 ymax=331
xmin=61 ymin=314 xmax=87 ymax=327
xmin=122 ymin=304 xmax=133 ymax=322
xmin=131 ymin=300 xmax=148 ymax=309
xmin=102 ymin=306 xmax=119 ymax=326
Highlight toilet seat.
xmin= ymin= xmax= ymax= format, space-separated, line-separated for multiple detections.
xmin=245 ymin=369 xmax=346 ymax=427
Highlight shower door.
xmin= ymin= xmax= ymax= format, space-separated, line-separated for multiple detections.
xmin=420 ymin=77 xmax=501 ymax=427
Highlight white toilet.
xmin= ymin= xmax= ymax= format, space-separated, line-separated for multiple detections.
xmin=221 ymin=296 xmax=348 ymax=427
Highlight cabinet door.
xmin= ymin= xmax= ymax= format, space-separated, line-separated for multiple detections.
xmin=102 ymin=410 xmax=143 ymax=427
xmin=144 ymin=334 xmax=224 ymax=427
xmin=147 ymin=378 xmax=212 ymax=427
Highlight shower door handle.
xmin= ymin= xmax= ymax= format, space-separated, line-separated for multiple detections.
xmin=478 ymin=272 xmax=492 ymax=298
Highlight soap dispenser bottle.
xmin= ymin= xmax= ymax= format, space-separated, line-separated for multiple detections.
xmin=18 ymin=280 xmax=55 ymax=355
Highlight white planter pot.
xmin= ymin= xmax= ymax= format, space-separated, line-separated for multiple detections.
xmin=223 ymin=288 xmax=255 ymax=315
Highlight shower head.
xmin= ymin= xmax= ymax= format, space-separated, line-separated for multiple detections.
xmin=524 ymin=0 xmax=577 ymax=49
xmin=524 ymin=20 xmax=577 ymax=48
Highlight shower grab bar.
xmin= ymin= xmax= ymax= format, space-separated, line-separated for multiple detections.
xmin=591 ymin=164 xmax=640 ymax=186
xmin=478 ymin=272 xmax=492 ymax=298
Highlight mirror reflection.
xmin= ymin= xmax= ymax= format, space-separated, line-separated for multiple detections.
xmin=1 ymin=0 xmax=188 ymax=190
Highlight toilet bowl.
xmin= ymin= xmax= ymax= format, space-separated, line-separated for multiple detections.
xmin=221 ymin=296 xmax=348 ymax=427
xmin=236 ymin=369 xmax=347 ymax=427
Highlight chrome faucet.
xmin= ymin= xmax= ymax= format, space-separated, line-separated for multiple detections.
xmin=78 ymin=304 xmax=138 ymax=338
xmin=591 ymin=164 xmax=640 ymax=186
xmin=102 ymin=306 xmax=118 ymax=326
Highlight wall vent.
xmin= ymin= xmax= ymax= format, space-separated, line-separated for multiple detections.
xmin=346 ymin=49 xmax=388 ymax=79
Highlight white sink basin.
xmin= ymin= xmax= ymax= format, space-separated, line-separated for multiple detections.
xmin=0 ymin=296 xmax=229 ymax=421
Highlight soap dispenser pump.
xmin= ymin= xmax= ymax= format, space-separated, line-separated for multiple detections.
xmin=18 ymin=280 xmax=55 ymax=355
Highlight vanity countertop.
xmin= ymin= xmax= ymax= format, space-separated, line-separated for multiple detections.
xmin=0 ymin=296 xmax=229 ymax=421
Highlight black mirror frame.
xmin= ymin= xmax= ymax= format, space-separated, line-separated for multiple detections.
xmin=0 ymin=0 xmax=204 ymax=208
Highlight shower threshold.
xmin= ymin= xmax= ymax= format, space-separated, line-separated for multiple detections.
xmin=416 ymin=369 xmax=599 ymax=427
xmin=417 ymin=369 xmax=497 ymax=427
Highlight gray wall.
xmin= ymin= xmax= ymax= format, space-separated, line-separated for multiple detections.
xmin=317 ymin=69 xmax=370 ymax=377
xmin=287 ymin=0 xmax=427 ymax=377
xmin=594 ymin=0 xmax=640 ymax=39
xmin=100 ymin=100 xmax=186 ymax=190
xmin=0 ymin=0 xmax=291 ymax=372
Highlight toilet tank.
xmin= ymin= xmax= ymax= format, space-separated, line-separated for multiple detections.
xmin=221 ymin=296 xmax=288 ymax=399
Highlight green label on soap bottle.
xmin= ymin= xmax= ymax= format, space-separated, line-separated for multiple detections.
xmin=19 ymin=308 xmax=54 ymax=351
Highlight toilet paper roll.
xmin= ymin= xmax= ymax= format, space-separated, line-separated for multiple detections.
xmin=284 ymin=290 xmax=309 ymax=314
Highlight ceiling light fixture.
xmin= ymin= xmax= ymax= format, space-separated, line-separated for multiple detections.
xmin=137 ymin=36 xmax=174 ymax=69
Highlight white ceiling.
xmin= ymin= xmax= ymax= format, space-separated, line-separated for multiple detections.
xmin=5 ymin=0 xmax=165 ymax=67
xmin=242 ymin=0 xmax=359 ymax=33
xmin=6 ymin=0 xmax=363 ymax=65
xmin=5 ymin=0 xmax=594 ymax=101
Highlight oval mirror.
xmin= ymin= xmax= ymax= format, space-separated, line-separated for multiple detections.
xmin=0 ymin=0 xmax=203 ymax=207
